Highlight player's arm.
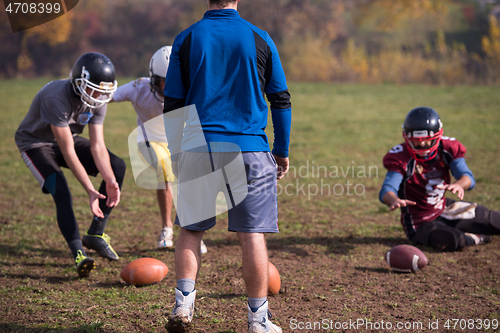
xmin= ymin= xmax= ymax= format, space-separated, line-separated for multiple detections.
xmin=264 ymin=35 xmax=292 ymax=180
xmin=437 ymin=175 xmax=472 ymax=200
xmin=51 ymin=124 xmax=106 ymax=217
xmin=163 ymin=36 xmax=188 ymax=175
xmin=88 ymin=123 xmax=121 ymax=208
xmin=269 ymin=93 xmax=291 ymax=180
xmin=379 ymin=171 xmax=416 ymax=211
xmin=437 ymin=157 xmax=474 ymax=200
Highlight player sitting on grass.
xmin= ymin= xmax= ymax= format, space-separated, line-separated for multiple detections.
xmin=380 ymin=107 xmax=500 ymax=251
xmin=111 ymin=46 xmax=207 ymax=254
xmin=15 ymin=52 xmax=125 ymax=277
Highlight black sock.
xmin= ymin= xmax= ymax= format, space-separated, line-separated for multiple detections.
xmin=87 ymin=214 xmax=109 ymax=235
xmin=465 ymin=235 xmax=476 ymax=246
xmin=68 ymin=239 xmax=86 ymax=259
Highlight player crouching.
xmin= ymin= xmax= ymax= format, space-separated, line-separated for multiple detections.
xmin=15 ymin=52 xmax=125 ymax=277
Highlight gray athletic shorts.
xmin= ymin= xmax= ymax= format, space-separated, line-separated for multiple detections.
xmin=174 ymin=151 xmax=279 ymax=233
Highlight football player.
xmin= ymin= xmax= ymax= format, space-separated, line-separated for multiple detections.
xmin=379 ymin=107 xmax=500 ymax=251
xmin=15 ymin=52 xmax=126 ymax=277
xmin=111 ymin=46 xmax=207 ymax=253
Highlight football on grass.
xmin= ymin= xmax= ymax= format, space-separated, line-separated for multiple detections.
xmin=385 ymin=245 xmax=428 ymax=273
xmin=268 ymin=262 xmax=281 ymax=296
xmin=120 ymin=258 xmax=168 ymax=286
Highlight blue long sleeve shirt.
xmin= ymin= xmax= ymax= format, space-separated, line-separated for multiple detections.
xmin=163 ymin=9 xmax=291 ymax=159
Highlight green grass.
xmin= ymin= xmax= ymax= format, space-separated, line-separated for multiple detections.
xmin=1 ymin=78 xmax=499 ymax=332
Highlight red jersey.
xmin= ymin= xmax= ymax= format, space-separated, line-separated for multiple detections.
xmin=383 ymin=137 xmax=467 ymax=235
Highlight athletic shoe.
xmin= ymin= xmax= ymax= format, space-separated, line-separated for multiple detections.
xmin=82 ymin=232 xmax=119 ymax=261
xmin=158 ymin=227 xmax=174 ymax=249
xmin=200 ymin=240 xmax=207 ymax=254
xmin=75 ymin=250 xmax=95 ymax=278
xmin=247 ymin=301 xmax=282 ymax=333
xmin=465 ymin=233 xmax=493 ymax=246
xmin=165 ymin=288 xmax=196 ymax=333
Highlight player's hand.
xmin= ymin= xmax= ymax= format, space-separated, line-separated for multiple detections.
xmin=437 ymin=183 xmax=465 ymax=200
xmin=105 ymin=180 xmax=121 ymax=207
xmin=88 ymin=189 xmax=106 ymax=218
xmin=273 ymin=155 xmax=289 ymax=180
xmin=388 ymin=198 xmax=416 ymax=211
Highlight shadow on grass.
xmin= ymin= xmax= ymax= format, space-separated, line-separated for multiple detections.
xmin=267 ymin=236 xmax=408 ymax=256
xmin=0 ymin=322 xmax=118 ymax=333
xmin=2 ymin=272 xmax=72 ymax=284
xmin=354 ymin=266 xmax=393 ymax=274
xmin=199 ymin=292 xmax=244 ymax=300
xmin=0 ymin=244 xmax=68 ymax=259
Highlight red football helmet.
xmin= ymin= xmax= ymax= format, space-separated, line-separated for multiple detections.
xmin=402 ymin=107 xmax=443 ymax=161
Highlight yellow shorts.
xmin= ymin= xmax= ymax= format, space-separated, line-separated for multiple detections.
xmin=137 ymin=141 xmax=175 ymax=183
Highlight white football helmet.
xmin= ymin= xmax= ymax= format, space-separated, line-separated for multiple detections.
xmin=149 ymin=46 xmax=172 ymax=102
xmin=70 ymin=52 xmax=117 ymax=109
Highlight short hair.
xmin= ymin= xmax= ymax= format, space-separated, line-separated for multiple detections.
xmin=209 ymin=0 xmax=237 ymax=8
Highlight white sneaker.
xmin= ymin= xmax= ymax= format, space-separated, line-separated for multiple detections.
xmin=248 ymin=301 xmax=282 ymax=333
xmin=165 ymin=288 xmax=196 ymax=333
xmin=158 ymin=227 xmax=173 ymax=249
xmin=200 ymin=240 xmax=207 ymax=254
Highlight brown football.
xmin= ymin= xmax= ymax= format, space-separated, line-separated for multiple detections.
xmin=268 ymin=262 xmax=281 ymax=296
xmin=385 ymin=244 xmax=428 ymax=273
xmin=120 ymin=258 xmax=168 ymax=286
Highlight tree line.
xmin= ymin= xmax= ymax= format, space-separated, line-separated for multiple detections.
xmin=1 ymin=0 xmax=499 ymax=84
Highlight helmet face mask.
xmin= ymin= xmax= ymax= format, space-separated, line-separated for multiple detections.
xmin=402 ymin=107 xmax=443 ymax=161
xmin=150 ymin=74 xmax=165 ymax=101
xmin=71 ymin=52 xmax=117 ymax=109
xmin=149 ymin=46 xmax=172 ymax=102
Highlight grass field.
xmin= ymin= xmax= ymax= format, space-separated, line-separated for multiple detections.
xmin=1 ymin=78 xmax=499 ymax=332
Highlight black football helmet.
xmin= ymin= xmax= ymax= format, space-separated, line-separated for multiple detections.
xmin=402 ymin=107 xmax=443 ymax=161
xmin=70 ymin=52 xmax=117 ymax=108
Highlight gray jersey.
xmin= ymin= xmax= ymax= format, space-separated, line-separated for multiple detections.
xmin=15 ymin=80 xmax=107 ymax=152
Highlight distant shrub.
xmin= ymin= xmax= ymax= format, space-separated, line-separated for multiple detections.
xmin=281 ymin=29 xmax=486 ymax=85
xmin=482 ymin=16 xmax=500 ymax=84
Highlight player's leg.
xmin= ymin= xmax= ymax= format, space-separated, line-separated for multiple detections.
xmin=166 ymin=151 xmax=216 ymax=333
xmin=412 ymin=220 xmax=472 ymax=251
xmin=238 ymin=232 xmax=269 ymax=297
xmin=21 ymin=147 xmax=95 ymax=277
xmin=138 ymin=141 xmax=174 ymax=248
xmin=157 ymin=185 xmax=174 ymax=248
xmin=453 ymin=203 xmax=500 ymax=237
xmin=74 ymin=136 xmax=126 ymax=260
xmin=227 ymin=152 xmax=281 ymax=333
xmin=165 ymin=227 xmax=205 ymax=333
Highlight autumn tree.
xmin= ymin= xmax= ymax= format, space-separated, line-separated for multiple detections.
xmin=353 ymin=0 xmax=451 ymax=32
xmin=482 ymin=16 xmax=500 ymax=82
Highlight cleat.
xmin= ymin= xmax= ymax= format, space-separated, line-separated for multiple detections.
xmin=158 ymin=227 xmax=174 ymax=249
xmin=75 ymin=250 xmax=95 ymax=278
xmin=248 ymin=301 xmax=282 ymax=333
xmin=465 ymin=233 xmax=493 ymax=246
xmin=82 ymin=232 xmax=119 ymax=261
xmin=200 ymin=240 xmax=207 ymax=254
xmin=166 ymin=289 xmax=196 ymax=333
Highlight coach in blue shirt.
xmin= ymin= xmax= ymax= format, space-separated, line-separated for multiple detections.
xmin=163 ymin=1 xmax=291 ymax=332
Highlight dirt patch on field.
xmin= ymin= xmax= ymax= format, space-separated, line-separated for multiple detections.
xmin=1 ymin=200 xmax=499 ymax=333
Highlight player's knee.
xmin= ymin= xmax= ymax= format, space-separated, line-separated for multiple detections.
xmin=47 ymin=172 xmax=72 ymax=201
xmin=429 ymin=228 xmax=464 ymax=251
xmin=110 ymin=154 xmax=126 ymax=178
